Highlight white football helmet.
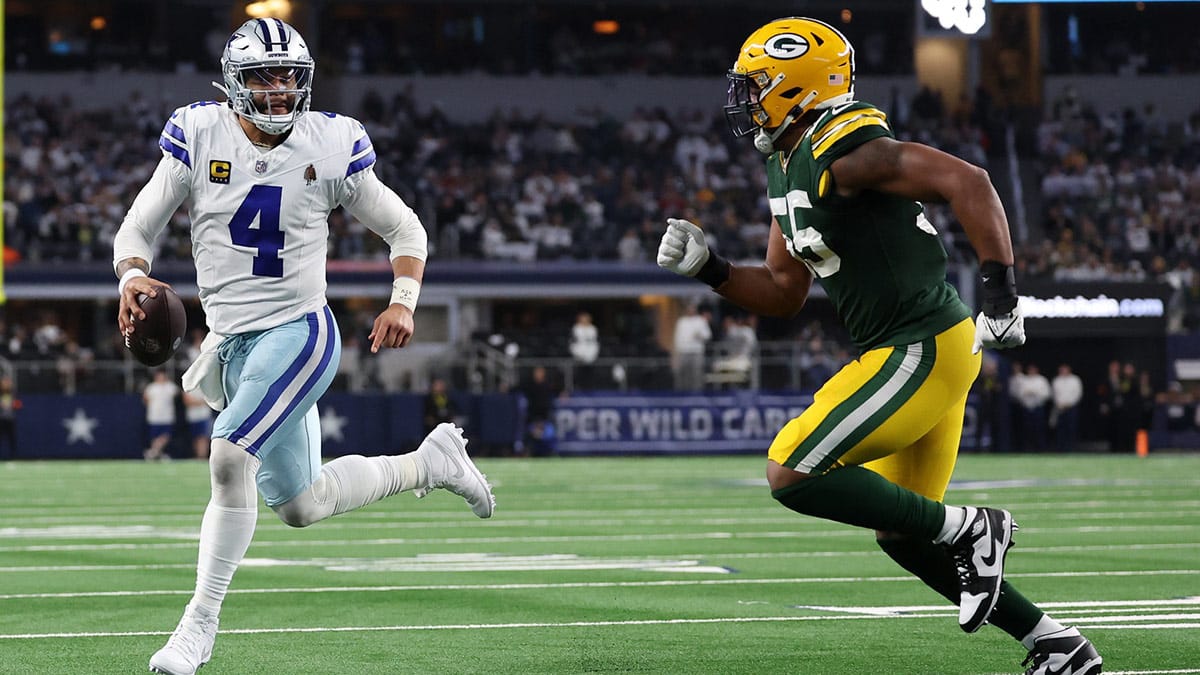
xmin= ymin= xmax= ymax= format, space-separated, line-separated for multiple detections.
xmin=215 ymin=18 xmax=314 ymax=135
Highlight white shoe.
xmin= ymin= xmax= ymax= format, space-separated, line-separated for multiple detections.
xmin=414 ymin=423 xmax=495 ymax=518
xmin=148 ymin=604 xmax=218 ymax=675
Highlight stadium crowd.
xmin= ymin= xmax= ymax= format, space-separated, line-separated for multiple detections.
xmin=1020 ymin=89 xmax=1200 ymax=331
xmin=2 ymin=84 xmax=984 ymax=266
xmin=4 ymin=15 xmax=1200 ymax=453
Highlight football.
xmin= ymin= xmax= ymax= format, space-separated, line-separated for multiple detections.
xmin=126 ymin=286 xmax=187 ymax=367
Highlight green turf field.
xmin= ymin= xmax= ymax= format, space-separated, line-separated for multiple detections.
xmin=1 ymin=453 xmax=1198 ymax=674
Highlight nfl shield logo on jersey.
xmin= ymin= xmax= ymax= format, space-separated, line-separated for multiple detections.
xmin=255 ymin=159 xmax=269 ymax=174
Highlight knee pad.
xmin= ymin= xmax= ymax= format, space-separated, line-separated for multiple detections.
xmin=209 ymin=438 xmax=260 ymax=509
xmin=272 ymin=473 xmax=333 ymax=528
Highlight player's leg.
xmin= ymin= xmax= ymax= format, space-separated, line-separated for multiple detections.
xmin=149 ymin=437 xmax=259 ymax=675
xmin=268 ymin=413 xmax=494 ymax=526
xmin=865 ymin=355 xmax=1101 ymax=671
xmin=228 ymin=307 xmax=490 ymax=524
xmin=767 ymin=322 xmax=979 ymax=539
xmin=769 ymin=318 xmax=1021 ymax=632
xmin=151 ymin=308 xmax=338 ymax=675
xmin=865 ymin=402 xmax=1033 ymax=636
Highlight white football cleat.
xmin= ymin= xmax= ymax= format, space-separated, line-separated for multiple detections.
xmin=149 ymin=604 xmax=218 ymax=675
xmin=414 ymin=423 xmax=495 ymax=518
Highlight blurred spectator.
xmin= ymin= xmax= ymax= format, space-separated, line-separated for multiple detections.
xmin=142 ymin=369 xmax=178 ymax=461
xmin=973 ymin=357 xmax=1007 ymax=453
xmin=0 ymin=375 xmax=19 ymax=459
xmin=518 ymin=366 xmax=560 ymax=457
xmin=182 ymin=391 xmax=213 ymax=460
xmin=672 ymin=304 xmax=712 ymax=391
xmin=1110 ymin=362 xmax=1142 ymax=453
xmin=1051 ymin=363 xmax=1084 ymax=453
xmin=1160 ymin=381 xmax=1195 ymax=432
xmin=568 ymin=311 xmax=600 ymax=390
xmin=1012 ymin=363 xmax=1051 ymax=452
xmin=422 ymin=376 xmax=461 ymax=434
xmin=712 ymin=314 xmax=757 ymax=382
xmin=1137 ymin=370 xmax=1156 ymax=433
xmin=1097 ymin=360 xmax=1123 ymax=449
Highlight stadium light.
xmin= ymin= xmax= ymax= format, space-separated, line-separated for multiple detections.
xmin=593 ymin=20 xmax=620 ymax=35
xmin=245 ymin=0 xmax=292 ymax=20
xmin=920 ymin=0 xmax=987 ymax=36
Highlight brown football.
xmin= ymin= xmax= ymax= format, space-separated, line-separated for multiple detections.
xmin=126 ymin=286 xmax=187 ymax=367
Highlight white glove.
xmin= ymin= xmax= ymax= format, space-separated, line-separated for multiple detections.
xmin=972 ymin=307 xmax=1026 ymax=355
xmin=657 ymin=218 xmax=710 ymax=277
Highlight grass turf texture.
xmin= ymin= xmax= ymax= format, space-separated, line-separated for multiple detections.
xmin=1 ymin=453 xmax=1198 ymax=674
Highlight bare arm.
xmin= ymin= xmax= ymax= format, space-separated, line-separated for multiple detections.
xmin=115 ymin=257 xmax=150 ymax=280
xmin=830 ymin=136 xmax=1013 ymax=266
xmin=365 ymin=248 xmax=428 ymax=353
xmin=713 ymin=218 xmax=814 ymax=318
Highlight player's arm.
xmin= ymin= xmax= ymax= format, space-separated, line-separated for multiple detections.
xmin=341 ymin=170 xmax=429 ymax=352
xmin=715 ymin=218 xmax=814 ymax=317
xmin=829 ymin=136 xmax=1012 ymax=266
xmin=831 ymin=136 xmax=1024 ymax=352
xmin=657 ymin=217 xmax=813 ymax=317
xmin=113 ymin=157 xmax=190 ymax=335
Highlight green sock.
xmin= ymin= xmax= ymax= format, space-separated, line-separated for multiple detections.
xmin=771 ymin=465 xmax=945 ymax=539
xmin=991 ymin=582 xmax=1045 ymax=641
xmin=877 ymin=536 xmax=1044 ymax=641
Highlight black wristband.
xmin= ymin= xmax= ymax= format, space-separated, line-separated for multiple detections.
xmin=979 ymin=260 xmax=1018 ymax=315
xmin=695 ymin=247 xmax=732 ymax=289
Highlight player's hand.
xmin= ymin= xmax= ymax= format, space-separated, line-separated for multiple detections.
xmin=657 ymin=218 xmax=710 ymax=277
xmin=369 ymin=304 xmax=415 ymax=352
xmin=972 ymin=307 xmax=1026 ymax=355
xmin=118 ymin=276 xmax=171 ymax=337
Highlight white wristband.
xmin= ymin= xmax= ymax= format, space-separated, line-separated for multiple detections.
xmin=390 ymin=276 xmax=421 ymax=311
xmin=118 ymin=268 xmax=147 ymax=296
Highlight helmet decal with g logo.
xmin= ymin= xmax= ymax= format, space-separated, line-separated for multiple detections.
xmin=764 ymin=33 xmax=809 ymax=60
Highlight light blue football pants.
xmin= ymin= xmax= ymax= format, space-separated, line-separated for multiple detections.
xmin=212 ymin=306 xmax=341 ymax=506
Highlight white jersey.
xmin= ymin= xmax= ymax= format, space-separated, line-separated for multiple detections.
xmin=114 ymin=102 xmax=427 ymax=335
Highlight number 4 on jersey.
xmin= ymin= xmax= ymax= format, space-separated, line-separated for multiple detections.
xmin=228 ymin=184 xmax=284 ymax=277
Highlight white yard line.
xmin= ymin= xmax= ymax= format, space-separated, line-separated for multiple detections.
xmin=2 ymin=575 xmax=1199 ymax=599
xmin=3 ymin=524 xmax=1200 ymax=552
xmin=3 ymin=612 xmax=1198 ymax=641
xmin=2 ymin=496 xmax=1199 ymax=519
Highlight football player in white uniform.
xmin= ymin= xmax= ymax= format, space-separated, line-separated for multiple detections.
xmin=113 ymin=19 xmax=495 ymax=675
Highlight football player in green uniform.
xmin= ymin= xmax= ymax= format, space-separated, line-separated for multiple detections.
xmin=657 ymin=17 xmax=1100 ymax=675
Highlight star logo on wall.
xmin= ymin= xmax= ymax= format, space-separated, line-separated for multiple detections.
xmin=63 ymin=408 xmax=99 ymax=445
xmin=320 ymin=407 xmax=348 ymax=443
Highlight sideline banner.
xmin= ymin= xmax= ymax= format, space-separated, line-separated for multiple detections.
xmin=553 ymin=392 xmax=814 ymax=455
xmin=554 ymin=391 xmax=987 ymax=455
xmin=7 ymin=392 xmax=520 ymax=459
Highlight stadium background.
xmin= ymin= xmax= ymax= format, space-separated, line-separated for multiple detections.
xmin=2 ymin=0 xmax=1200 ymax=460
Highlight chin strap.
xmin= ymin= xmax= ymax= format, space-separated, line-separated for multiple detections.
xmin=753 ymin=91 xmax=819 ymax=154
xmin=211 ymin=81 xmax=230 ymax=97
xmin=754 ymin=117 xmax=794 ymax=154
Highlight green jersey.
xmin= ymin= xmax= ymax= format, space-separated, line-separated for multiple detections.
xmin=766 ymin=101 xmax=970 ymax=351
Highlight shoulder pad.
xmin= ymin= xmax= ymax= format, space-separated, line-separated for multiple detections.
xmin=810 ymin=102 xmax=891 ymax=161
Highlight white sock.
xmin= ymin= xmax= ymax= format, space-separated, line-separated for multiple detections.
xmin=191 ymin=502 xmax=257 ymax=616
xmin=323 ymin=453 xmax=426 ymax=516
xmin=191 ymin=438 xmax=261 ymax=617
xmin=1021 ymin=616 xmax=1072 ymax=650
xmin=935 ymin=505 xmax=972 ymax=544
xmin=272 ymin=453 xmax=426 ymax=527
